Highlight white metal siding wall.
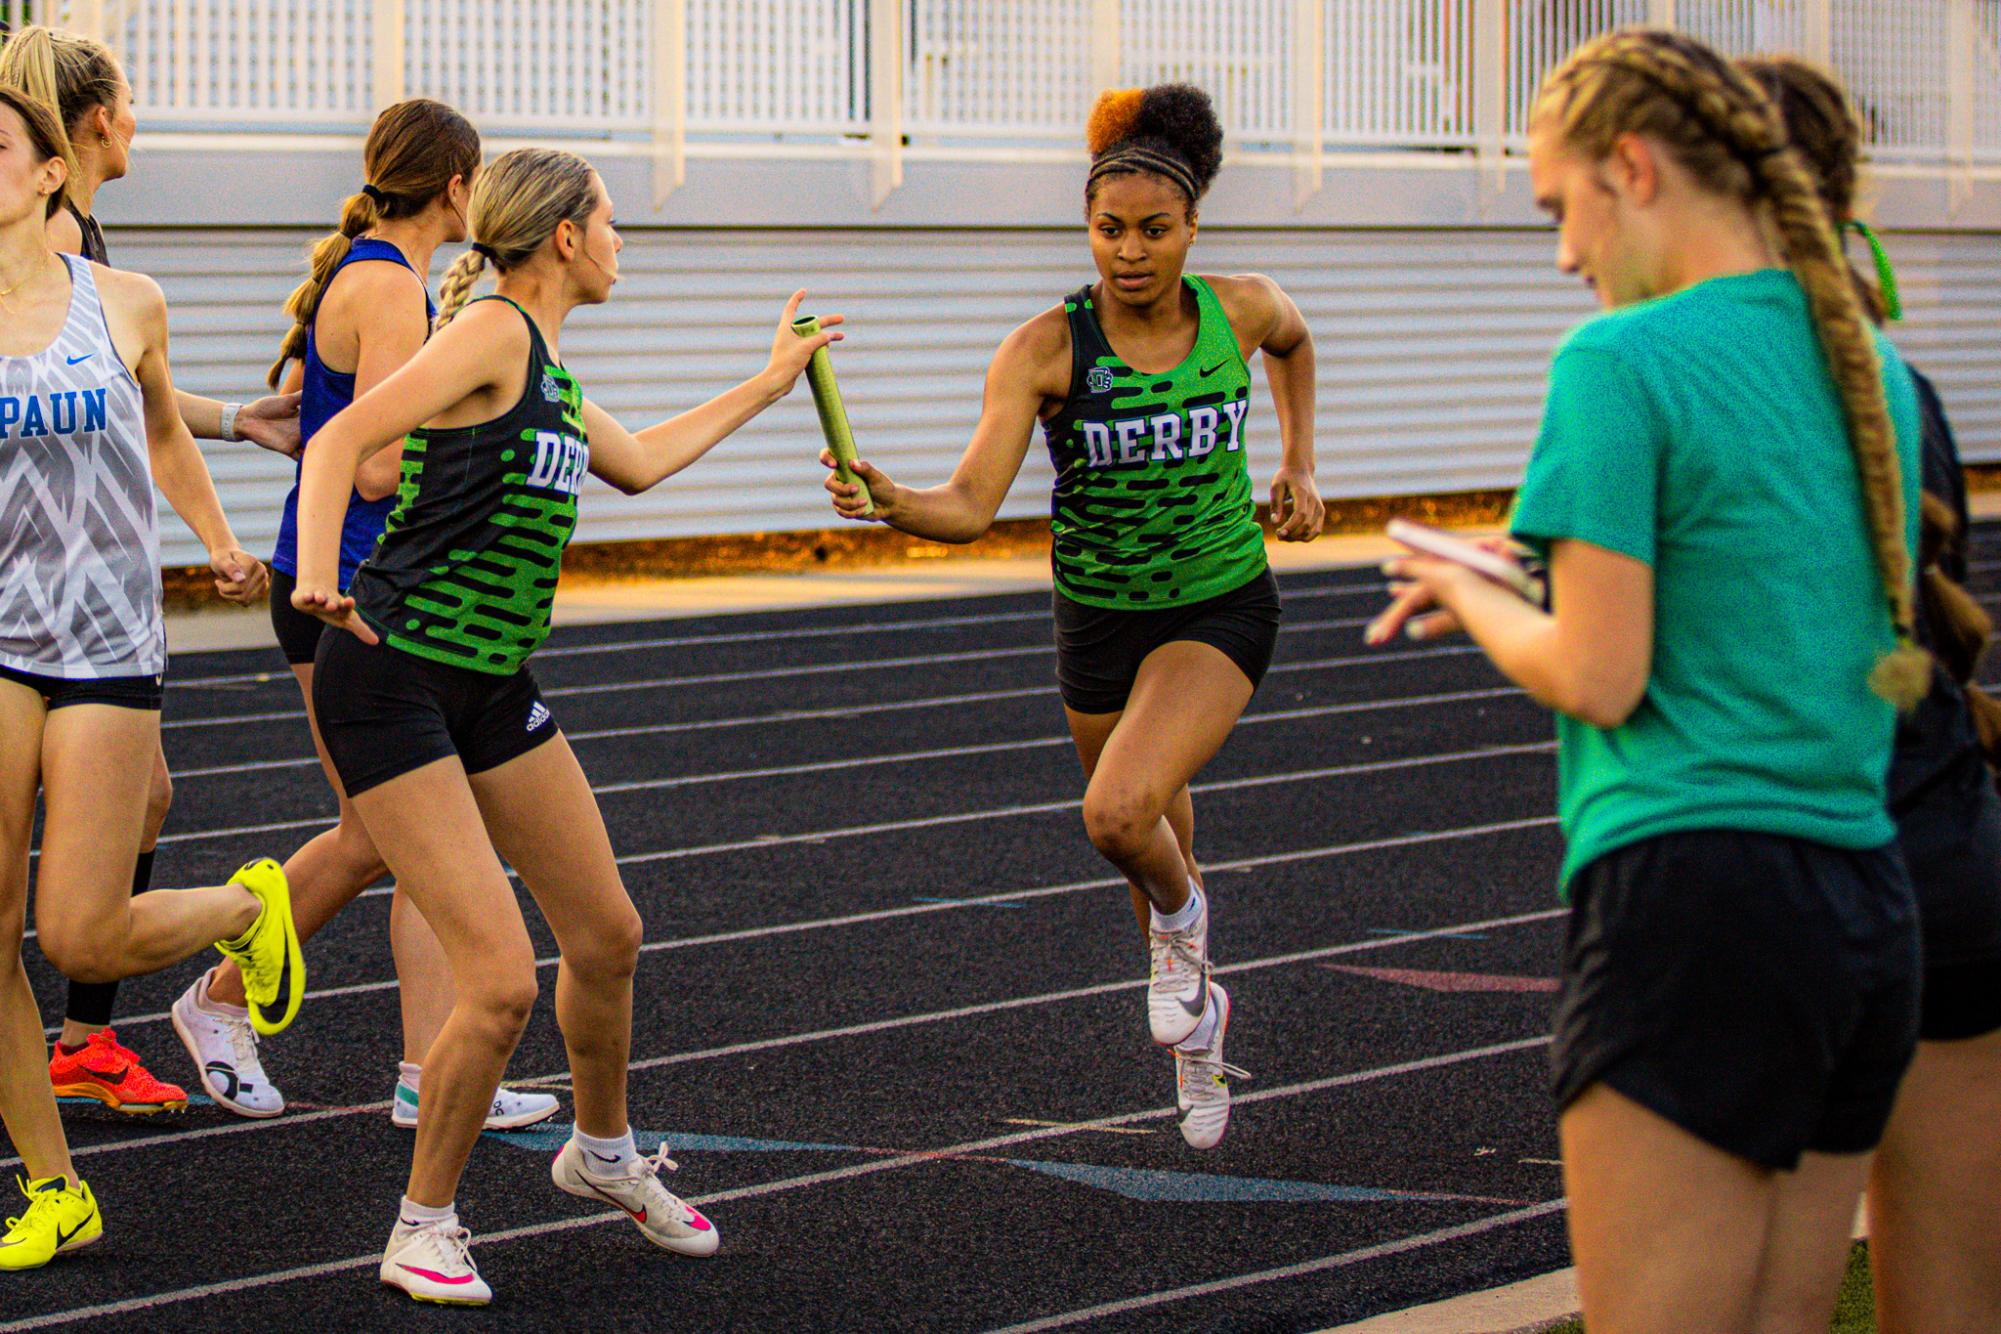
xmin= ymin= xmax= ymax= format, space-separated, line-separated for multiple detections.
xmin=116 ymin=227 xmax=2001 ymax=566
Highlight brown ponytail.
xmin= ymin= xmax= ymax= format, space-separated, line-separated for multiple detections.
xmin=1534 ymin=28 xmax=1927 ymax=709
xmin=267 ymin=97 xmax=480 ymax=387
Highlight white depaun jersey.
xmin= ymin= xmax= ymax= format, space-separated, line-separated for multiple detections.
xmin=0 ymin=254 xmax=162 ymax=678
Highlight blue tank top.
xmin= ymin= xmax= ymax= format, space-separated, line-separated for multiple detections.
xmin=271 ymin=238 xmax=434 ymax=585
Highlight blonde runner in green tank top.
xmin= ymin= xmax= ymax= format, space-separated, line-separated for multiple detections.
xmin=1041 ymin=275 xmax=1266 ymax=608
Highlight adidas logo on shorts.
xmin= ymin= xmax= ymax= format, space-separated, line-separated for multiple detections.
xmin=526 ymin=702 xmax=552 ymax=732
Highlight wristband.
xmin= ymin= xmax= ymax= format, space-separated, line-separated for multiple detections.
xmin=220 ymin=401 xmax=243 ymax=441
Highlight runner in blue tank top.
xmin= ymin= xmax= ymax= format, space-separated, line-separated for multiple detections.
xmin=270 ymin=233 xmax=434 ymax=591
xmin=170 ymin=98 xmax=558 ymax=1135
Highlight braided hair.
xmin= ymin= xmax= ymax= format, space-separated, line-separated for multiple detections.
xmin=1743 ymin=53 xmax=2001 ymax=755
xmin=1535 ymin=28 xmax=1927 ymax=708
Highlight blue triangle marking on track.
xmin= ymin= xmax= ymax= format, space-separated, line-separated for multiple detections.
xmin=999 ymin=1160 xmax=1480 ymax=1204
xmin=484 ymin=1122 xmax=858 ymax=1155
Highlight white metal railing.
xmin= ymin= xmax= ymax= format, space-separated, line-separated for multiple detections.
xmin=2 ymin=1 xmax=1995 ymax=204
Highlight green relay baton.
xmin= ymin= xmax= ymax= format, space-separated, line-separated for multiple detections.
xmin=791 ymin=315 xmax=874 ymax=517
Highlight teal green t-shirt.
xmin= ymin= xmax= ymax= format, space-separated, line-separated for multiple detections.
xmin=1510 ymin=269 xmax=1921 ymax=890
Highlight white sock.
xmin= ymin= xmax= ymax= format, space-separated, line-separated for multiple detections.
xmin=574 ymin=1126 xmax=638 ymax=1172
xmin=1175 ymin=990 xmax=1220 ymax=1052
xmin=398 ymin=1195 xmax=456 ymax=1230
xmin=195 ymin=968 xmax=249 ymax=1018
xmin=398 ymin=1061 xmax=422 ymax=1091
xmin=1150 ymin=883 xmax=1203 ymax=934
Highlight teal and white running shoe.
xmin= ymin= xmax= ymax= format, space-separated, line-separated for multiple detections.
xmin=391 ymin=1075 xmax=561 ymax=1131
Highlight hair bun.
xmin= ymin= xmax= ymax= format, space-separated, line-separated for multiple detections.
xmin=1087 ymin=82 xmax=1224 ymax=200
xmin=1086 ymin=88 xmax=1146 ymax=156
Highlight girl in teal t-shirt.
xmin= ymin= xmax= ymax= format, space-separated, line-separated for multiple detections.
xmin=1369 ymin=29 xmax=1924 ymax=1334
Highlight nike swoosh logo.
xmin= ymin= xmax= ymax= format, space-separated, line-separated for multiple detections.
xmin=582 ymin=1178 xmax=646 ymax=1224
xmin=1198 ymin=361 xmax=1229 ymax=377
xmin=267 ymin=936 xmax=293 ymax=1021
xmin=94 ymin=1065 xmax=131 ymax=1084
xmin=1179 ymin=982 xmax=1209 ymax=1017
xmin=65 ymin=353 xmax=94 ymax=365
xmin=398 ymin=1264 xmax=477 ymax=1285
xmin=586 ymin=1149 xmax=622 ymax=1164
xmin=54 ymin=1219 xmax=88 ymax=1248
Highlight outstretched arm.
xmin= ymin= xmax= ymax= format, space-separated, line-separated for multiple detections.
xmin=822 ymin=314 xmax=1061 ymax=544
xmin=587 ymin=290 xmax=840 ymax=494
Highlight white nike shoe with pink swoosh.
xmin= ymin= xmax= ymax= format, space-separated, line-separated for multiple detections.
xmin=551 ymin=1140 xmax=719 ymax=1257
xmin=380 ymin=1216 xmax=491 ymax=1306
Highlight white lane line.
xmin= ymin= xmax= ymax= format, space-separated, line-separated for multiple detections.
xmin=589 ymin=687 xmax=1528 ymax=795
xmin=610 ymin=741 xmax=1554 ymax=868
xmin=161 ymin=575 xmax=1392 ymax=690
xmin=158 ymin=630 xmax=1473 ymax=732
xmin=982 ymin=1199 xmax=1570 ymax=1334
xmin=148 ymin=689 xmax=1536 ymax=848
xmin=0 ymin=1036 xmax=1552 ymax=1332
xmin=85 ymin=813 xmax=1560 ymax=1039
xmin=516 ymin=904 xmax=1567 ymax=1086
xmin=19 ymin=893 xmax=1565 ymax=1165
xmin=165 ymin=672 xmax=1520 ymax=782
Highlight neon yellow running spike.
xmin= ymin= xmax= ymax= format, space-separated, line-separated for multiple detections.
xmin=0 ymin=1175 xmax=101 ymax=1271
xmin=215 ymin=859 xmax=305 ymax=1036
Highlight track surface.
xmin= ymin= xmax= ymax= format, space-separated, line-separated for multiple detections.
xmin=10 ymin=537 xmax=1998 ymax=1332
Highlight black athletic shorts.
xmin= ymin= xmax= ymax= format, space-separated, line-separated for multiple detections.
xmin=1895 ymin=753 xmax=2001 ymax=1041
xmin=312 ymin=630 xmax=558 ymax=798
xmin=1053 ymin=566 xmax=1281 ymax=715
xmin=1552 ymin=828 xmax=1920 ymax=1170
xmin=0 ymin=661 xmax=163 ymax=711
xmin=268 ymin=569 xmax=328 ymax=667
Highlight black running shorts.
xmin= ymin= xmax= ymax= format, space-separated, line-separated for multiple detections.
xmin=1552 ymin=828 xmax=1920 ymax=1170
xmin=312 ymin=630 xmax=558 ymax=798
xmin=0 ymin=661 xmax=162 ymax=711
xmin=268 ymin=569 xmax=329 ymax=667
xmin=1053 ymin=566 xmax=1281 ymax=715
xmin=1895 ymin=754 xmax=2001 ymax=1041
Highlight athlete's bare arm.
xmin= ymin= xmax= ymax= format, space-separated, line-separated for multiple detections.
xmin=317 ymin=261 xmax=433 ymax=500
xmin=586 ymin=290 xmax=837 ymax=494
xmin=823 ymin=305 xmax=1072 ymax=543
xmin=1209 ymin=272 xmax=1324 ymax=541
xmin=97 ymin=266 xmax=267 ymax=604
xmin=292 ymin=299 xmax=525 ymax=638
xmin=1380 ymin=538 xmax=1653 ymax=727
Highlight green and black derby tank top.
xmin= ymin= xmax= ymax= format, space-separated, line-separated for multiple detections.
xmin=1041 ymin=275 xmax=1265 ymax=608
xmin=349 ymin=296 xmax=587 ymax=675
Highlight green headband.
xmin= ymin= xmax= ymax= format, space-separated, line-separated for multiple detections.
xmin=1842 ymin=219 xmax=1902 ymax=321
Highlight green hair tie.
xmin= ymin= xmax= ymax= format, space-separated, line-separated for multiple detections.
xmin=1843 ymin=219 xmax=1902 ymax=321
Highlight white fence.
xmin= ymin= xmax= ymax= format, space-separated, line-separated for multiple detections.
xmin=5 ymin=1 xmax=1997 ymax=203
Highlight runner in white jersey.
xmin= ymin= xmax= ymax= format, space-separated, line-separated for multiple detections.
xmin=0 ymin=86 xmax=304 ymax=1273
xmin=0 ymin=22 xmax=306 ymax=1111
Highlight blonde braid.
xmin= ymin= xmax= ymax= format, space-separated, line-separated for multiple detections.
xmin=1538 ymin=29 xmax=1926 ymax=707
xmin=266 ymin=190 xmax=377 ymax=387
xmin=431 ymin=249 xmax=487 ymax=330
